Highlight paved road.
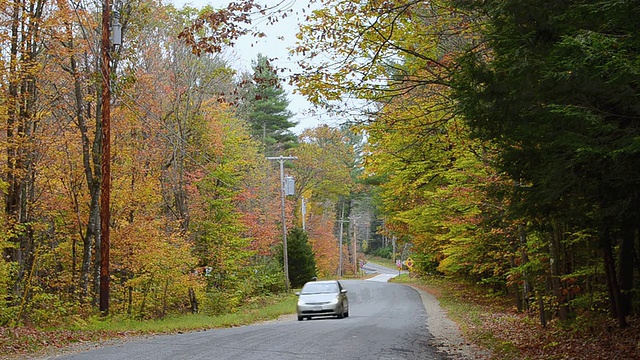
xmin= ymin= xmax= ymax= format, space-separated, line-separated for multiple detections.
xmin=361 ymin=261 xmax=406 ymax=282
xmin=52 ymin=265 xmax=441 ymax=360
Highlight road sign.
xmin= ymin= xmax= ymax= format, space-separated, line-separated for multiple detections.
xmin=405 ymin=257 xmax=414 ymax=271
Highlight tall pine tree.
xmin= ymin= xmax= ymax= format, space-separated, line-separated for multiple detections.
xmin=245 ymin=54 xmax=297 ymax=156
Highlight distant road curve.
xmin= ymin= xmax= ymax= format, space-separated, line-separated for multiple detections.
xmin=361 ymin=261 xmax=406 ymax=282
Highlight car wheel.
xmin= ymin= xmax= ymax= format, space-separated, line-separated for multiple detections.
xmin=298 ymin=315 xmax=304 ymax=321
xmin=344 ymin=310 xmax=349 ymax=318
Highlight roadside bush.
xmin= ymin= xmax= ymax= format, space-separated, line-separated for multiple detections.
xmin=412 ymin=253 xmax=440 ymax=275
xmin=252 ymin=258 xmax=285 ymax=294
xmin=202 ymin=289 xmax=240 ymax=315
xmin=23 ymin=292 xmax=69 ymax=326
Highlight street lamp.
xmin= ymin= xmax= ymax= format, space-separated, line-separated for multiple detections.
xmin=267 ymin=156 xmax=297 ymax=291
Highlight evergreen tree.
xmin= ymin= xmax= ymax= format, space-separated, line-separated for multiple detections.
xmin=284 ymin=227 xmax=317 ymax=288
xmin=453 ymin=0 xmax=640 ymax=328
xmin=245 ymin=54 xmax=298 ymax=155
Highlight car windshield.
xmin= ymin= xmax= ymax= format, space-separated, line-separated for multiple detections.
xmin=301 ymin=282 xmax=339 ymax=294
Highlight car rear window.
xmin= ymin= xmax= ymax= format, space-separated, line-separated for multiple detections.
xmin=301 ymin=282 xmax=339 ymax=294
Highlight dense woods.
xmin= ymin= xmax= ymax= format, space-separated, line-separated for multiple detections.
xmin=0 ymin=0 xmax=362 ymax=326
xmin=293 ymin=0 xmax=640 ymax=331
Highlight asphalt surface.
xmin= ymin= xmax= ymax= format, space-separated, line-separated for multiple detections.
xmin=51 ymin=264 xmax=442 ymax=360
xmin=361 ymin=261 xmax=406 ymax=281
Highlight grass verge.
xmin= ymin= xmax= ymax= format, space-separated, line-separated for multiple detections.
xmin=83 ymin=293 xmax=297 ymax=333
xmin=1 ymin=292 xmax=297 ymax=359
xmin=365 ymin=256 xmax=396 ymax=269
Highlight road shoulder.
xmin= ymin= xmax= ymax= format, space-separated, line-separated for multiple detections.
xmin=412 ymin=286 xmax=491 ymax=360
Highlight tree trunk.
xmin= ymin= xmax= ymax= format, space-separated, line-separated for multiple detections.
xmin=161 ymin=279 xmax=169 ymax=318
xmin=92 ymin=80 xmax=103 ymax=306
xmin=538 ymin=293 xmax=546 ymax=327
xmin=189 ymin=287 xmax=198 ymax=313
xmin=549 ymin=223 xmax=568 ymax=321
xmin=63 ymin=27 xmax=101 ymax=302
xmin=139 ymin=274 xmax=154 ymax=319
xmin=603 ymin=226 xmax=628 ymax=328
xmin=128 ymin=286 xmax=133 ymax=315
xmin=5 ymin=0 xmax=44 ymax=305
xmin=519 ymin=225 xmax=531 ymax=311
xmin=617 ymin=218 xmax=635 ymax=318
xmin=6 ymin=0 xmax=24 ymax=303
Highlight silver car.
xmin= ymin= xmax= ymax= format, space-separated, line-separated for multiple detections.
xmin=296 ymin=280 xmax=349 ymax=321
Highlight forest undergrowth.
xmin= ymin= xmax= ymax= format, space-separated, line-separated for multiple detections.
xmin=407 ymin=275 xmax=640 ymax=360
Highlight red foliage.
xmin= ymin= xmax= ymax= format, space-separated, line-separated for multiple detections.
xmin=306 ymin=214 xmax=339 ymax=277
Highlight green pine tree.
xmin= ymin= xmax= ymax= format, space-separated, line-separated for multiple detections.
xmin=284 ymin=227 xmax=317 ymax=288
xmin=245 ymin=54 xmax=298 ymax=156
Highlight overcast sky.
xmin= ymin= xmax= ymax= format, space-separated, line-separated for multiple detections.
xmin=168 ymin=0 xmax=335 ymax=133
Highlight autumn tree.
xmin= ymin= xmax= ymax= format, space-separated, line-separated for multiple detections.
xmin=1 ymin=0 xmax=47 ymax=309
xmin=111 ymin=4 xmax=276 ymax=315
xmin=291 ymin=125 xmax=353 ymax=205
xmin=0 ymin=0 xmax=292 ymax=324
xmin=291 ymin=0 xmax=493 ymax=275
xmin=40 ymin=0 xmax=106 ymax=304
xmin=305 ymin=214 xmax=340 ymax=278
xmin=292 ymin=1 xmax=478 ymax=110
xmin=286 ymin=125 xmax=355 ymax=275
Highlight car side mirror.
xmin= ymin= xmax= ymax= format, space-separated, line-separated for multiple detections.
xmin=341 ymin=289 xmax=347 ymax=294
xmin=295 ymin=292 xmax=301 ymax=296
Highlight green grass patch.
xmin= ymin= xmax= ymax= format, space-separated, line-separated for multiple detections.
xmin=82 ymin=293 xmax=297 ymax=334
xmin=365 ymin=255 xmax=396 ymax=269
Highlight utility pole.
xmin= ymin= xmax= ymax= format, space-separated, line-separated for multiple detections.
xmin=365 ymin=222 xmax=370 ymax=252
xmin=301 ymin=196 xmax=306 ymax=231
xmin=99 ymin=0 xmax=112 ymax=314
xmin=353 ymin=222 xmax=357 ymax=275
xmin=338 ymin=206 xmax=346 ymax=277
xmin=267 ymin=156 xmax=297 ymax=291
xmin=99 ymin=2 xmax=121 ymax=314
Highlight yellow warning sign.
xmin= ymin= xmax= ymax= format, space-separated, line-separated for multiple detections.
xmin=403 ymin=257 xmax=414 ymax=271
